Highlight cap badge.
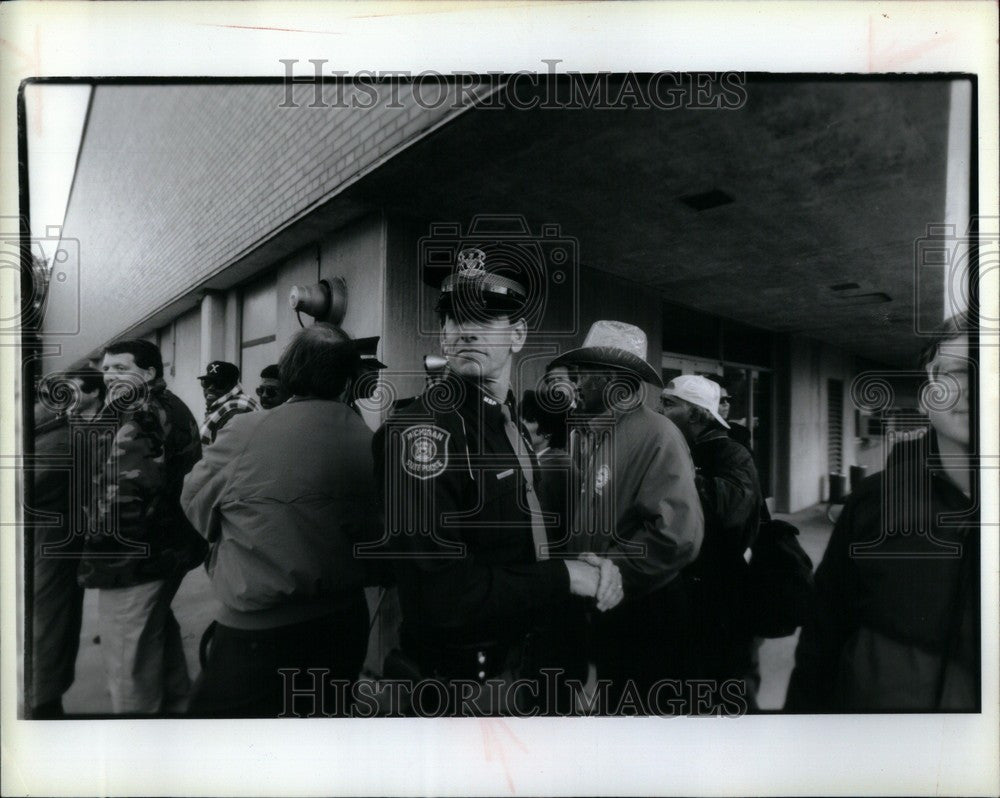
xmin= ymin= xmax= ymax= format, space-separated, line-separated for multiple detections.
xmin=457 ymin=247 xmax=487 ymax=275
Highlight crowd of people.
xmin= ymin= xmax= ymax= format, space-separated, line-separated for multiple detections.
xmin=27 ymin=247 xmax=978 ymax=718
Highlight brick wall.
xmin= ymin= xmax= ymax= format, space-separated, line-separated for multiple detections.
xmin=50 ymin=82 xmax=475 ymax=368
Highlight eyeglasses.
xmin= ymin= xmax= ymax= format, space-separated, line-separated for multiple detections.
xmin=256 ymin=386 xmax=279 ymax=398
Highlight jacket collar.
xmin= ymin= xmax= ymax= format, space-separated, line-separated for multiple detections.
xmin=438 ymin=371 xmax=514 ymax=411
xmin=206 ymin=383 xmax=247 ymax=413
xmin=102 ymin=376 xmax=167 ymax=415
xmin=469 ymin=377 xmax=517 ymax=433
xmin=574 ymin=400 xmax=643 ymax=432
xmin=695 ymin=425 xmax=731 ymax=445
xmin=888 ymin=428 xmax=973 ymax=504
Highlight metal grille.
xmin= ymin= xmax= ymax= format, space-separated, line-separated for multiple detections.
xmin=828 ymin=379 xmax=844 ymax=473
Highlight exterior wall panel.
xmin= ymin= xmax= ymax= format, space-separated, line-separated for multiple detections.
xmin=520 ymin=265 xmax=663 ymax=409
xmin=320 ymin=214 xmax=387 ymax=432
xmin=166 ymin=307 xmax=204 ymax=425
xmin=50 ymin=83 xmax=472 ymax=371
xmin=382 ymin=217 xmax=441 ymax=408
xmin=274 ymin=247 xmax=320 ymax=359
xmin=782 ymin=335 xmax=859 ymax=512
xmin=320 ymin=215 xmax=385 ymax=343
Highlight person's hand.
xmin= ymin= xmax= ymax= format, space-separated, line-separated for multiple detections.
xmin=579 ymin=552 xmax=625 ymax=612
xmin=565 ymin=560 xmax=600 ymax=598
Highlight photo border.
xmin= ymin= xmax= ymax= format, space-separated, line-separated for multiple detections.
xmin=1 ymin=2 xmax=997 ymax=796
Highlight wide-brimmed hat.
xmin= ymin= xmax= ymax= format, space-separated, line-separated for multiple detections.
xmin=550 ymin=320 xmax=662 ymax=388
xmin=661 ymin=374 xmax=730 ymax=429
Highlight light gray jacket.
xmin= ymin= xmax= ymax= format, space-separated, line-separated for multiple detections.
xmin=182 ymin=397 xmax=377 ymax=629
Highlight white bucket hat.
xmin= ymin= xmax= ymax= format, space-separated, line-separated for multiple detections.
xmin=661 ymin=375 xmax=730 ymax=428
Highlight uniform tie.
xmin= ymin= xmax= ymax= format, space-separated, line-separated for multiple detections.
xmin=500 ymin=400 xmax=550 ymax=561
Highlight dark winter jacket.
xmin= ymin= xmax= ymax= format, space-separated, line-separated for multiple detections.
xmin=373 ymin=374 xmax=570 ymax=649
xmin=688 ymin=427 xmax=761 ymax=573
xmin=785 ymin=433 xmax=979 ymax=712
xmin=684 ymin=426 xmax=762 ymax=680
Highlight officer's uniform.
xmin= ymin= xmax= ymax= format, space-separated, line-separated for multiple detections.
xmin=373 ymin=248 xmax=569 ymax=710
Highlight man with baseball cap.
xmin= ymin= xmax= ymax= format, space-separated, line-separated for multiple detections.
xmin=660 ymin=374 xmax=763 ymax=708
xmin=373 ymin=245 xmax=624 ymax=715
xmin=550 ymin=321 xmax=704 ymax=715
xmin=197 ymin=360 xmax=260 ymax=446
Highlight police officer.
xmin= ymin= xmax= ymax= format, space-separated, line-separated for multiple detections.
xmin=374 ymin=246 xmax=622 ymax=715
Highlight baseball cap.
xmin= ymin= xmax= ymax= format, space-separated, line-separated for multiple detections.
xmin=197 ymin=361 xmax=240 ymax=390
xmin=661 ymin=374 xmax=730 ymax=428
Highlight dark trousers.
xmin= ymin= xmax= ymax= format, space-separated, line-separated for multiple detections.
xmin=533 ymin=598 xmax=591 ymax=716
xmin=394 ymin=622 xmax=579 ymax=717
xmin=187 ymin=600 xmax=369 ymax=718
xmin=30 ymin=544 xmax=85 ymax=717
xmin=685 ymin=573 xmax=758 ymax=713
xmin=592 ymin=578 xmax=691 ymax=715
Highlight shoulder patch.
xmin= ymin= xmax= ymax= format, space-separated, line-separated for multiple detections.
xmin=401 ymin=424 xmax=450 ymax=480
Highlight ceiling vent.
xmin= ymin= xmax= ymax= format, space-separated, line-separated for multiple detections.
xmin=839 ymin=292 xmax=892 ymax=305
xmin=679 ymin=189 xmax=734 ymax=212
xmin=826 ymin=283 xmax=891 ymax=304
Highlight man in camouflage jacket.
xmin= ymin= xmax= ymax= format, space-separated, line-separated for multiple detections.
xmin=78 ymin=339 xmax=206 ymax=714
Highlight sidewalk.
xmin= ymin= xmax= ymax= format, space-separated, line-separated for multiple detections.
xmin=63 ymin=567 xmax=219 ymax=714
xmin=62 ymin=504 xmax=836 ymax=714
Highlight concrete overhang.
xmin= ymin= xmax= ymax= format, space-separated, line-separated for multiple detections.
xmin=348 ymin=75 xmax=960 ymax=367
xmin=64 ymin=76 xmax=962 ymax=371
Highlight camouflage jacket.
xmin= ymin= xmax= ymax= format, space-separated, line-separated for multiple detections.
xmin=78 ymin=378 xmax=207 ymax=589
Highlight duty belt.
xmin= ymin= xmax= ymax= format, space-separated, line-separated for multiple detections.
xmin=402 ymin=630 xmax=533 ymax=683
